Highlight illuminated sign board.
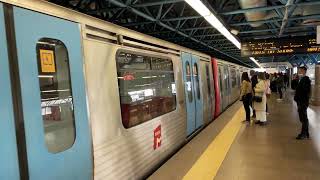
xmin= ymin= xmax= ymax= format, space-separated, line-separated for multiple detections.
xmin=241 ymin=36 xmax=320 ymax=57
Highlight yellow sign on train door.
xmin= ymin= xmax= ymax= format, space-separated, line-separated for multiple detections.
xmin=40 ymin=49 xmax=56 ymax=73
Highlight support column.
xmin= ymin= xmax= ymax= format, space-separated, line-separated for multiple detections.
xmin=311 ymin=63 xmax=320 ymax=106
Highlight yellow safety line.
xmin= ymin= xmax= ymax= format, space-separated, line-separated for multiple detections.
xmin=183 ymin=108 xmax=244 ymax=180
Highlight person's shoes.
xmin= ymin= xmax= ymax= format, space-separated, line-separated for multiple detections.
xmin=259 ymin=122 xmax=267 ymax=126
xmin=277 ymin=98 xmax=283 ymax=101
xmin=296 ymin=134 xmax=309 ymax=140
xmin=255 ymin=121 xmax=261 ymax=124
xmin=242 ymin=120 xmax=249 ymax=123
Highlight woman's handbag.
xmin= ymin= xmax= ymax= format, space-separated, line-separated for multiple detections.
xmin=253 ymin=95 xmax=262 ymax=102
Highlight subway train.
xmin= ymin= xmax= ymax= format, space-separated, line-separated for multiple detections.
xmin=0 ymin=1 xmax=249 ymax=180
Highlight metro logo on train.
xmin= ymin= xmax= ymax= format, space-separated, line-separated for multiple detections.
xmin=154 ymin=125 xmax=162 ymax=150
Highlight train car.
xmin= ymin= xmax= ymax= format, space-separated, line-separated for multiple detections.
xmin=212 ymin=58 xmax=244 ymax=117
xmin=0 ymin=1 xmax=248 ymax=180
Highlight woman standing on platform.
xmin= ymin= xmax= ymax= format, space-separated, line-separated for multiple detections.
xmin=240 ymin=72 xmax=252 ymax=123
xmin=254 ymin=72 xmax=267 ymax=126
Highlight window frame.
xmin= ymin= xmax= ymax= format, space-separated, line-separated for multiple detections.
xmin=115 ymin=49 xmax=177 ymax=129
xmin=36 ymin=38 xmax=77 ymax=154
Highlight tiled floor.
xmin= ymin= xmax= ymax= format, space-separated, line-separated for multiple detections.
xmin=215 ymin=90 xmax=320 ymax=180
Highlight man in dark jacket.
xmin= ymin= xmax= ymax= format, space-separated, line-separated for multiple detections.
xmin=276 ymin=73 xmax=284 ymax=100
xmin=294 ymin=66 xmax=311 ymax=140
xmin=250 ymin=70 xmax=258 ymax=118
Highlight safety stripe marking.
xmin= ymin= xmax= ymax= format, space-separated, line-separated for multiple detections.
xmin=183 ymin=108 xmax=244 ymax=180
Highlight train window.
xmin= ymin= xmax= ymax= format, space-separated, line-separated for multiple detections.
xmin=185 ymin=62 xmax=193 ymax=102
xmin=231 ymin=69 xmax=237 ymax=88
xmin=116 ymin=51 xmax=176 ymax=128
xmin=205 ymin=65 xmax=211 ymax=96
xmin=193 ymin=63 xmax=201 ymax=99
xmin=224 ymin=66 xmax=229 ymax=91
xmin=218 ymin=66 xmax=223 ymax=93
xmin=36 ymin=38 xmax=76 ymax=153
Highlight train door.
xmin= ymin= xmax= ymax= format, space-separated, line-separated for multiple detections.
xmin=224 ymin=65 xmax=231 ymax=106
xmin=192 ymin=55 xmax=203 ymax=129
xmin=205 ymin=62 xmax=215 ymax=122
xmin=182 ymin=52 xmax=203 ymax=136
xmin=230 ymin=67 xmax=237 ymax=103
xmin=0 ymin=4 xmax=20 ymax=180
xmin=200 ymin=61 xmax=215 ymax=123
xmin=219 ymin=65 xmax=227 ymax=110
xmin=9 ymin=6 xmax=92 ymax=180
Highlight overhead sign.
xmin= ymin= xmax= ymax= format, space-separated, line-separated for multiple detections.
xmin=241 ymin=36 xmax=320 ymax=57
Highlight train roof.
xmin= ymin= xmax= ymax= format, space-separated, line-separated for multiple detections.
xmin=2 ymin=0 xmax=213 ymax=61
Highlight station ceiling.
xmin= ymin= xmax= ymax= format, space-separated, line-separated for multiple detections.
xmin=49 ymin=0 xmax=320 ymax=67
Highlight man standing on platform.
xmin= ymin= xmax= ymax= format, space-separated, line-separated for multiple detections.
xmin=294 ymin=66 xmax=311 ymax=140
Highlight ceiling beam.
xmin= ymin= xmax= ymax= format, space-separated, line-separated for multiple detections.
xmin=239 ymin=24 xmax=316 ymax=34
xmin=221 ymin=1 xmax=320 ymax=15
xmin=105 ymin=0 xmax=252 ymax=67
xmin=231 ymin=14 xmax=320 ymax=26
xmin=132 ymin=0 xmax=184 ymax=7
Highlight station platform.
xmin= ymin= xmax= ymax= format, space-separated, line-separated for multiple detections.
xmin=148 ymin=90 xmax=320 ymax=180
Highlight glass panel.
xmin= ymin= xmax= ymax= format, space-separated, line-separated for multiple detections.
xmin=206 ymin=65 xmax=211 ymax=96
xmin=186 ymin=62 xmax=193 ymax=103
xmin=36 ymin=38 xmax=76 ymax=153
xmin=230 ymin=69 xmax=237 ymax=88
xmin=224 ymin=66 xmax=229 ymax=91
xmin=117 ymin=51 xmax=176 ymax=128
xmin=193 ymin=63 xmax=200 ymax=99
xmin=218 ymin=67 xmax=223 ymax=93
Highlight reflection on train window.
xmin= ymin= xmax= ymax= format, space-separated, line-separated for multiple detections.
xmin=116 ymin=51 xmax=176 ymax=128
xmin=224 ymin=66 xmax=229 ymax=91
xmin=193 ymin=63 xmax=200 ymax=99
xmin=230 ymin=69 xmax=237 ymax=88
xmin=36 ymin=38 xmax=76 ymax=153
xmin=236 ymin=70 xmax=241 ymax=86
xmin=186 ymin=62 xmax=193 ymax=102
xmin=205 ymin=65 xmax=211 ymax=96
xmin=218 ymin=67 xmax=223 ymax=93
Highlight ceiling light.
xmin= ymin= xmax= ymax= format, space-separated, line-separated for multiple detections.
xmin=185 ymin=0 xmax=240 ymax=49
xmin=185 ymin=0 xmax=260 ymax=67
xmin=250 ymin=57 xmax=263 ymax=68
xmin=185 ymin=0 xmax=211 ymax=16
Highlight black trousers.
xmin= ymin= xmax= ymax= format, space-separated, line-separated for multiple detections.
xmin=243 ymin=93 xmax=252 ymax=121
xmin=278 ymin=87 xmax=283 ymax=99
xmin=297 ymin=103 xmax=309 ymax=136
xmin=266 ymin=103 xmax=268 ymax=113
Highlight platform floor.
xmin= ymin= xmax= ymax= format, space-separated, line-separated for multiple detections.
xmin=149 ymin=90 xmax=320 ymax=180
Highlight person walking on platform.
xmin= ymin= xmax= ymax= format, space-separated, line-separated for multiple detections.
xmin=284 ymin=73 xmax=289 ymax=90
xmin=240 ymin=72 xmax=252 ymax=123
xmin=254 ymin=72 xmax=267 ymax=126
xmin=250 ymin=70 xmax=258 ymax=118
xmin=276 ymin=73 xmax=284 ymax=101
xmin=294 ymin=66 xmax=311 ymax=140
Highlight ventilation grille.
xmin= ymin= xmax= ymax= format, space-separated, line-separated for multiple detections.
xmin=84 ymin=25 xmax=180 ymax=56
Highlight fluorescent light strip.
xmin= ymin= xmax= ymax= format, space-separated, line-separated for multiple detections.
xmin=250 ymin=57 xmax=263 ymax=68
xmin=185 ymin=0 xmax=261 ymax=67
xmin=185 ymin=0 xmax=240 ymax=49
